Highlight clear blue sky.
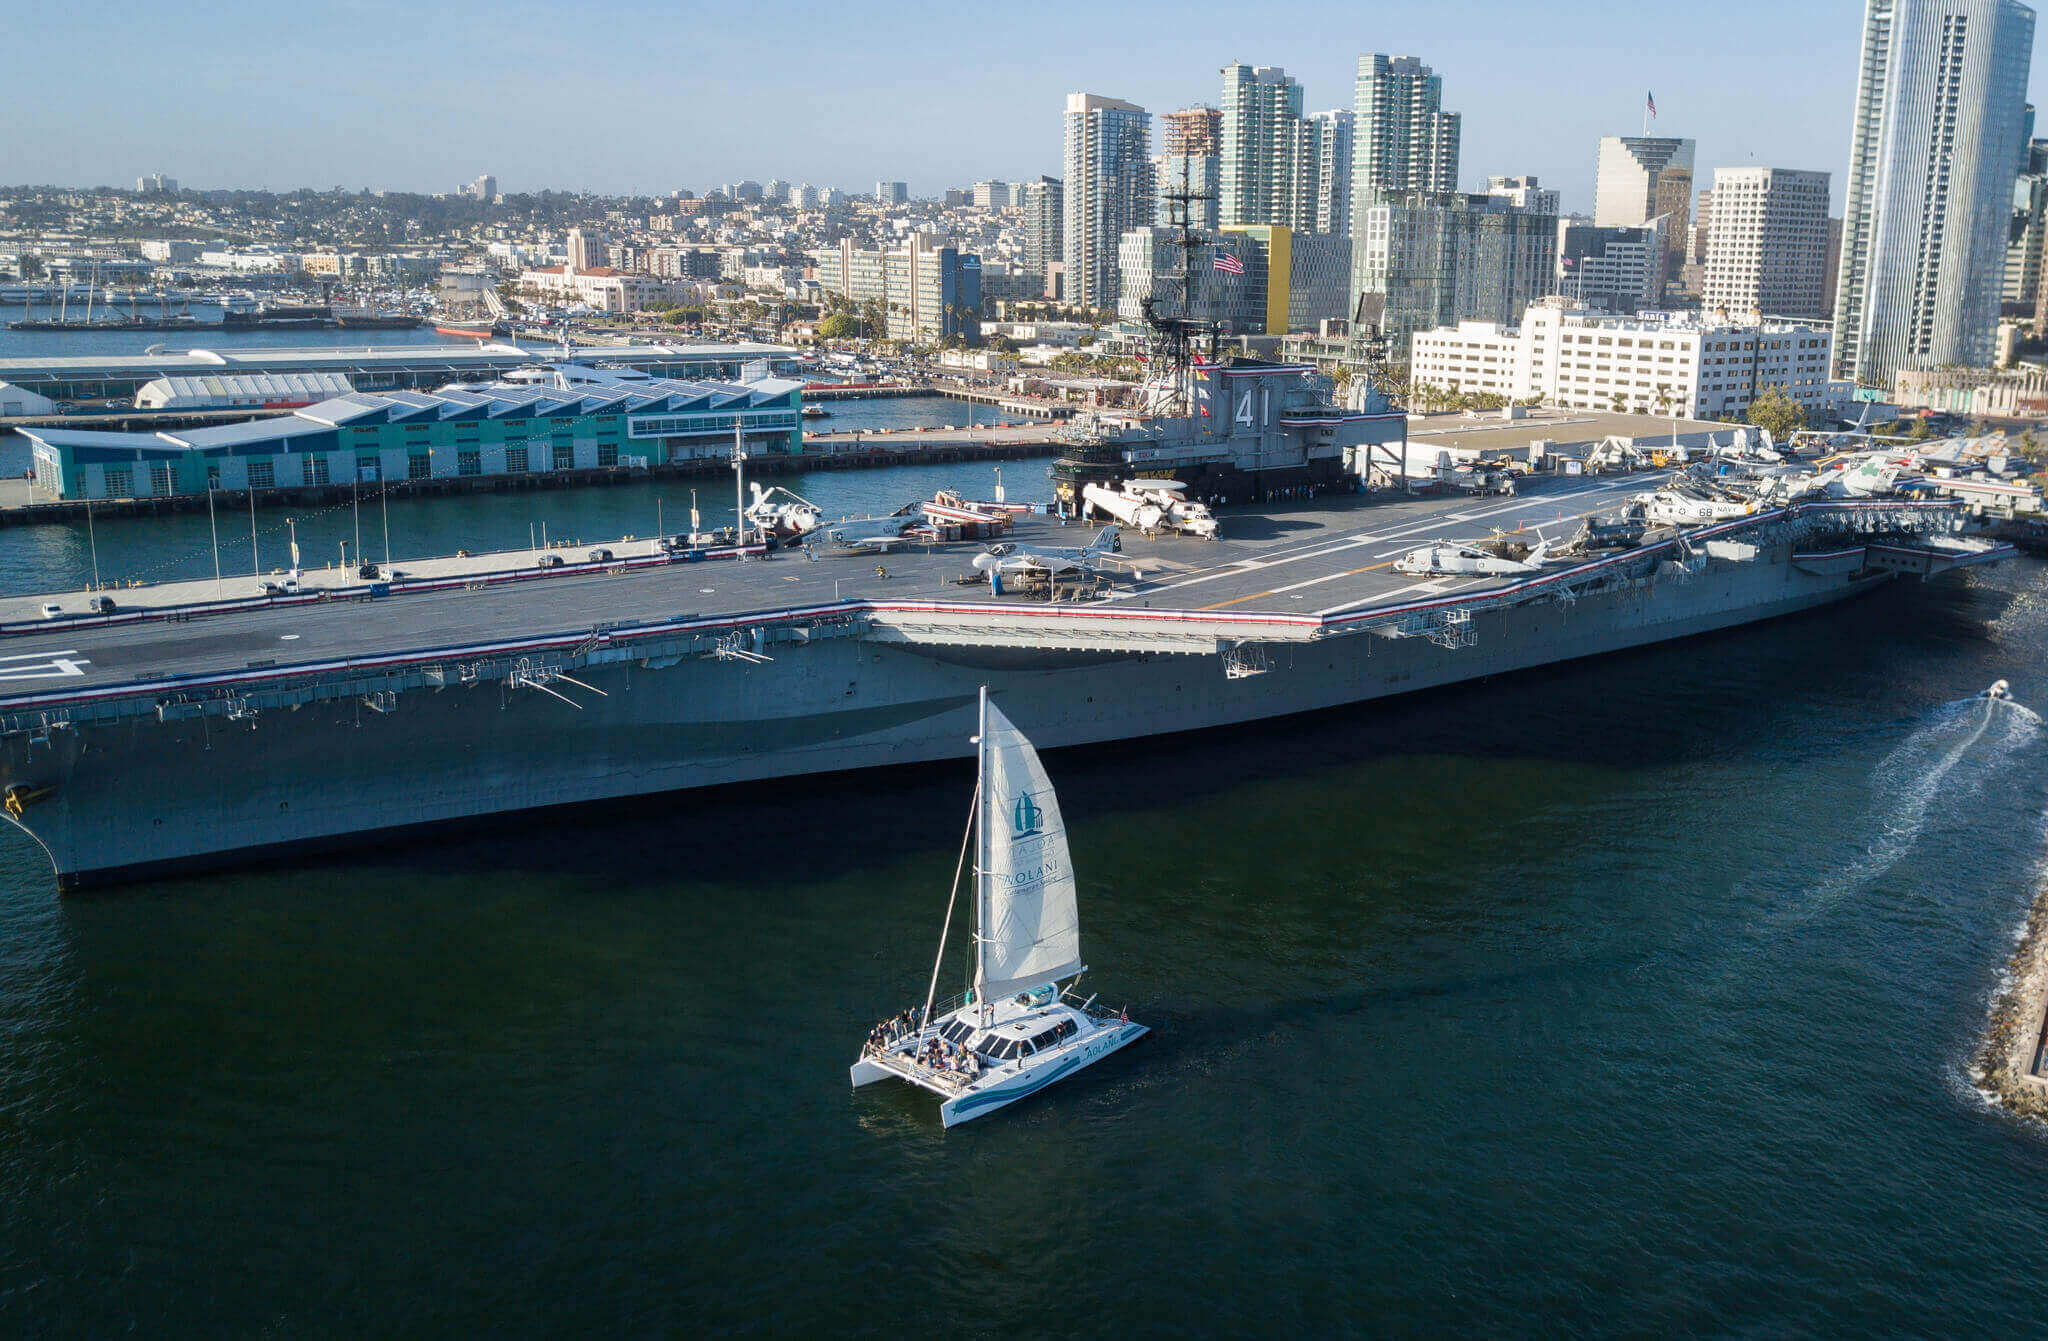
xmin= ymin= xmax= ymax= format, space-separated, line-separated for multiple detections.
xmin=14 ymin=0 xmax=2048 ymax=215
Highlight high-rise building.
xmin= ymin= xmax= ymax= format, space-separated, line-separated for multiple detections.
xmin=1161 ymin=106 xmax=1222 ymax=156
xmin=1350 ymin=54 xmax=1461 ymax=208
xmin=1701 ymin=168 xmax=1833 ymax=319
xmin=1834 ymin=0 xmax=2035 ymax=383
xmin=729 ymin=180 xmax=764 ymax=201
xmin=2005 ymin=139 xmax=2048 ymax=311
xmin=1593 ymin=136 xmax=1695 ymax=285
xmin=1024 ymin=176 xmax=1064 ymax=278
xmin=136 ymin=173 xmax=177 ymax=194
xmin=1485 ymin=175 xmax=1559 ymax=216
xmin=874 ymin=181 xmax=909 ymax=205
xmin=1351 ymin=193 xmax=1557 ymax=351
xmin=765 ymin=179 xmax=791 ymax=203
xmin=971 ymin=180 xmax=1011 ymax=209
xmin=1309 ymin=110 xmax=1355 ymax=237
xmin=566 ymin=227 xmax=605 ymax=273
xmin=464 ymin=174 xmax=497 ymax=203
xmin=1062 ymin=93 xmax=1153 ymax=312
xmin=1219 ymin=63 xmax=1315 ymax=230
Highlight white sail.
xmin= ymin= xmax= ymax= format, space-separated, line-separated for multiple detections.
xmin=976 ymin=698 xmax=1083 ymax=999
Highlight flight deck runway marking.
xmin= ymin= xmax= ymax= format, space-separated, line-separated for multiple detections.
xmin=0 ymin=650 xmax=91 ymax=681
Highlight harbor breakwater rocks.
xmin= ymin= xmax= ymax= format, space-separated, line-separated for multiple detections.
xmin=1976 ymin=881 xmax=2048 ymax=1119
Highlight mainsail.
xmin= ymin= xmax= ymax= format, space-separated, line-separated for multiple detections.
xmin=975 ymin=698 xmax=1083 ymax=999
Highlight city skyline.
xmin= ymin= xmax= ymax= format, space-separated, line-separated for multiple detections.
xmin=13 ymin=0 xmax=2048 ymax=215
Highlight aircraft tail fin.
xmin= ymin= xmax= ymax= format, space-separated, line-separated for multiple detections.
xmin=1089 ymin=526 xmax=1121 ymax=555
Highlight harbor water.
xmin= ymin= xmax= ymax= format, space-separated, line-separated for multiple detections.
xmin=3 ymin=464 xmax=2048 ymax=1328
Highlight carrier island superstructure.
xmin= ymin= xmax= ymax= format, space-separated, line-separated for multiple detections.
xmin=0 ymin=405 xmax=2012 ymax=887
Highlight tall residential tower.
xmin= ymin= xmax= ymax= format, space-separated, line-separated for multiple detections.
xmin=1833 ymin=0 xmax=2035 ymax=382
xmin=1219 ymin=63 xmax=1315 ymax=230
xmin=1063 ymin=93 xmax=1153 ymax=312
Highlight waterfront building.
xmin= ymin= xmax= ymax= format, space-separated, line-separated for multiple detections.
xmin=1486 ymin=175 xmax=1560 ymax=217
xmin=1835 ymin=0 xmax=2035 ymax=383
xmin=875 ymin=181 xmax=909 ymax=205
xmin=22 ymin=375 xmax=805 ymax=502
xmin=139 ymin=240 xmax=202 ymax=263
xmin=1408 ymin=298 xmax=1834 ymax=418
xmin=1350 ymin=54 xmax=1461 ymax=207
xmin=1063 ymin=93 xmax=1153 ymax=312
xmin=1023 ymin=176 xmax=1064 ymax=283
xmin=1557 ymin=218 xmax=1667 ymax=313
xmin=0 ymin=343 xmax=798 ymax=406
xmin=1352 ymin=193 xmax=1556 ymax=351
xmin=134 ymin=372 xmax=356 ymax=411
xmin=517 ymin=265 xmax=681 ymax=313
xmin=1701 ymin=167 xmax=1832 ymax=319
xmin=1594 ymin=136 xmax=1695 ymax=283
xmin=1309 ymin=110 xmax=1354 ymax=237
xmin=1219 ymin=63 xmax=1316 ymax=231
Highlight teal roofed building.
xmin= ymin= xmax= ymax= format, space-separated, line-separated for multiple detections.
xmin=22 ymin=374 xmax=804 ymax=501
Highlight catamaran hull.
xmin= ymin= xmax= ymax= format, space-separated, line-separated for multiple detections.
xmin=939 ymin=1023 xmax=1148 ymax=1127
xmin=0 ymin=557 xmax=1918 ymax=889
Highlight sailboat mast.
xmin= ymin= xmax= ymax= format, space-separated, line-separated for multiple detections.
xmin=974 ymin=684 xmax=990 ymax=1026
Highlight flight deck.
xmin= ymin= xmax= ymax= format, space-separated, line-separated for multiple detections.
xmin=0 ymin=474 xmax=1668 ymax=704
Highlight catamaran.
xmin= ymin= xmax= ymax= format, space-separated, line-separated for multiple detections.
xmin=851 ymin=687 xmax=1147 ymax=1127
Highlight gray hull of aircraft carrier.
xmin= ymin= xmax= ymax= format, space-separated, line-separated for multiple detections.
xmin=0 ymin=477 xmax=2010 ymax=888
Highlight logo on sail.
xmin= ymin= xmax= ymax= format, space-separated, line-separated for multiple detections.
xmin=1012 ymin=792 xmax=1043 ymax=837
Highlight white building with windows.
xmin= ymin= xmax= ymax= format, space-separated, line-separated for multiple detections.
xmin=1409 ymin=299 xmax=1835 ymax=419
xmin=1702 ymin=167 xmax=1832 ymax=319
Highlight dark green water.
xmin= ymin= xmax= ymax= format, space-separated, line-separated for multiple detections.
xmin=3 ymin=476 xmax=2048 ymax=1331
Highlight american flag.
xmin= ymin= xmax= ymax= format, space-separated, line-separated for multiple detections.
xmin=1212 ymin=252 xmax=1245 ymax=275
xmin=1646 ymin=90 xmax=1657 ymax=118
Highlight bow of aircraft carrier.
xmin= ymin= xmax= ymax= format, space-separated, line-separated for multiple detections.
xmin=0 ymin=471 xmax=2010 ymax=888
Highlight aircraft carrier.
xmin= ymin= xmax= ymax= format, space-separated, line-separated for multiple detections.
xmin=0 ymin=467 xmax=2010 ymax=889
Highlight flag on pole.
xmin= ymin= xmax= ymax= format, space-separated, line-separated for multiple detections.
xmin=1212 ymin=252 xmax=1246 ymax=275
xmin=1646 ymin=90 xmax=1657 ymax=119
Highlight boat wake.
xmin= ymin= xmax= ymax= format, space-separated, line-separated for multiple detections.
xmin=1746 ymin=696 xmax=2040 ymax=941
xmin=1819 ymin=696 xmax=2036 ymax=901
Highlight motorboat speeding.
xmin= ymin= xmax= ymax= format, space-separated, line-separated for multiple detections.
xmin=1983 ymin=679 xmax=2013 ymax=701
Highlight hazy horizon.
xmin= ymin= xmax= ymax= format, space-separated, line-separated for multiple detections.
xmin=14 ymin=0 xmax=2048 ymax=217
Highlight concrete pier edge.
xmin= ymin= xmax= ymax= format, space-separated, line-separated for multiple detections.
xmin=1974 ymin=880 xmax=2048 ymax=1119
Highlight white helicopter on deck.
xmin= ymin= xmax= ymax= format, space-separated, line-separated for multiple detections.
xmin=1632 ymin=488 xmax=1755 ymax=526
xmin=1393 ymin=537 xmax=1553 ymax=577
